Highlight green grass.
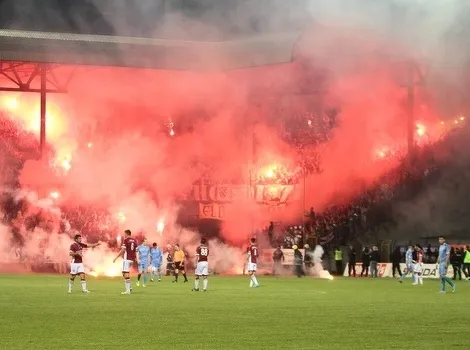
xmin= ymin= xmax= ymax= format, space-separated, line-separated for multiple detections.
xmin=0 ymin=274 xmax=467 ymax=350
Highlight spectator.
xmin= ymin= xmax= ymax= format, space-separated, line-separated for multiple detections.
xmin=293 ymin=245 xmax=304 ymax=278
xmin=463 ymin=246 xmax=470 ymax=280
xmin=304 ymin=244 xmax=313 ymax=274
xmin=272 ymin=246 xmax=284 ymax=275
xmin=348 ymin=245 xmax=357 ymax=277
xmin=369 ymin=246 xmax=380 ymax=278
xmin=360 ymin=247 xmax=371 ymax=277
xmin=334 ymin=247 xmax=343 ymax=275
xmin=309 ymin=207 xmax=316 ymax=226
xmin=268 ymin=221 xmax=274 ymax=247
xmin=450 ymin=247 xmax=462 ymax=281
xmin=390 ymin=246 xmax=403 ymax=278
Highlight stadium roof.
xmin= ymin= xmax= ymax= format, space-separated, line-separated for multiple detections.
xmin=0 ymin=29 xmax=301 ymax=70
xmin=0 ymin=0 xmax=311 ymax=70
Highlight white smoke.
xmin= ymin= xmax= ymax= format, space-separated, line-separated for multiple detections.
xmin=207 ymin=239 xmax=245 ymax=274
xmin=1 ymin=184 xmax=248 ymax=276
xmin=0 ymin=189 xmax=64 ymax=262
xmin=0 ymin=223 xmax=15 ymax=264
xmin=155 ymin=223 xmax=246 ymax=275
xmin=311 ymin=245 xmax=334 ymax=280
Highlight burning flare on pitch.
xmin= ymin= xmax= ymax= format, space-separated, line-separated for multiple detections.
xmin=312 ymin=245 xmax=334 ymax=280
xmin=85 ymin=249 xmax=121 ymax=277
xmin=88 ymin=263 xmax=121 ymax=278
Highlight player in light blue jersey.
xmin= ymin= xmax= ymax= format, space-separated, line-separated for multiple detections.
xmin=399 ymin=245 xmax=415 ymax=283
xmin=150 ymin=242 xmax=163 ymax=282
xmin=136 ymin=238 xmax=150 ymax=287
xmin=437 ymin=236 xmax=455 ymax=293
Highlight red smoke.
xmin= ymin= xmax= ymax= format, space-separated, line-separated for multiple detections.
xmin=0 ymin=26 xmax=452 ymax=266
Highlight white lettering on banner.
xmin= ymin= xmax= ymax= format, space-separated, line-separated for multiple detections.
xmin=194 ymin=184 xmax=299 ymax=221
xmin=199 ymin=202 xmax=289 ymax=221
xmin=398 ymin=263 xmax=454 ymax=279
xmin=342 ymin=263 xmax=390 ymax=277
xmin=260 ymin=249 xmax=305 ymax=266
xmin=193 ymin=184 xmax=296 ymax=204
xmin=199 ymin=203 xmax=225 ymax=220
xmin=343 ymin=263 xmax=455 ymax=278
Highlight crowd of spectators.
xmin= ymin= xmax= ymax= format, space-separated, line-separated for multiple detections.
xmin=263 ymin=115 xmax=465 ymax=251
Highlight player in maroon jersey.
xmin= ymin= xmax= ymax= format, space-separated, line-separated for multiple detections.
xmin=413 ymin=244 xmax=424 ymax=285
xmin=192 ymin=238 xmax=209 ymax=292
xmin=68 ymin=234 xmax=100 ymax=293
xmin=113 ymin=229 xmax=137 ymax=294
xmin=246 ymin=237 xmax=260 ymax=288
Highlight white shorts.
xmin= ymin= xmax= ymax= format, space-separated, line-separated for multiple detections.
xmin=70 ymin=263 xmax=85 ymax=275
xmin=195 ymin=261 xmax=209 ymax=276
xmin=122 ymin=260 xmax=133 ymax=273
xmin=247 ymin=262 xmax=257 ymax=272
xmin=413 ymin=263 xmax=423 ymax=273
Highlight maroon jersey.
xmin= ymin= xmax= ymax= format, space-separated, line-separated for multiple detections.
xmin=70 ymin=242 xmax=88 ymax=263
xmin=247 ymin=245 xmax=259 ymax=264
xmin=196 ymin=245 xmax=209 ymax=262
xmin=122 ymin=237 xmax=137 ymax=261
xmin=416 ymin=250 xmax=423 ymax=264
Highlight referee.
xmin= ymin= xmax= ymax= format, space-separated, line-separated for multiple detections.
xmin=172 ymin=244 xmax=188 ymax=283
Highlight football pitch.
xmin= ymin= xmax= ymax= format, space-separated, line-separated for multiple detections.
xmin=0 ymin=274 xmax=467 ymax=350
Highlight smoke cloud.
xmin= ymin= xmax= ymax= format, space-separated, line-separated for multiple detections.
xmin=1 ymin=0 xmax=470 ymax=275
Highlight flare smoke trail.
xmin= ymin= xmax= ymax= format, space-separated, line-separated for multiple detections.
xmin=311 ymin=245 xmax=333 ymax=280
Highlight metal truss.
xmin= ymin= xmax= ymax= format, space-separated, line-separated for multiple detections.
xmin=0 ymin=61 xmax=75 ymax=158
xmin=0 ymin=61 xmax=73 ymax=93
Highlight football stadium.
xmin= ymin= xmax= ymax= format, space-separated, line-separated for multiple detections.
xmin=0 ymin=1 xmax=469 ymax=349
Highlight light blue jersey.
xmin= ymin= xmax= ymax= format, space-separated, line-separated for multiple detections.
xmin=438 ymin=243 xmax=450 ymax=276
xmin=438 ymin=240 xmax=455 ymax=292
xmin=399 ymin=248 xmax=414 ymax=282
xmin=137 ymin=245 xmax=150 ymax=270
xmin=405 ymin=249 xmax=413 ymax=269
xmin=150 ymin=247 xmax=163 ymax=267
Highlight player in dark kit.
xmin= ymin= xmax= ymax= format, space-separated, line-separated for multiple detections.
xmin=113 ymin=229 xmax=137 ymax=295
xmin=165 ymin=244 xmax=174 ymax=276
xmin=68 ymin=234 xmax=100 ymax=293
xmin=192 ymin=238 xmax=209 ymax=292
